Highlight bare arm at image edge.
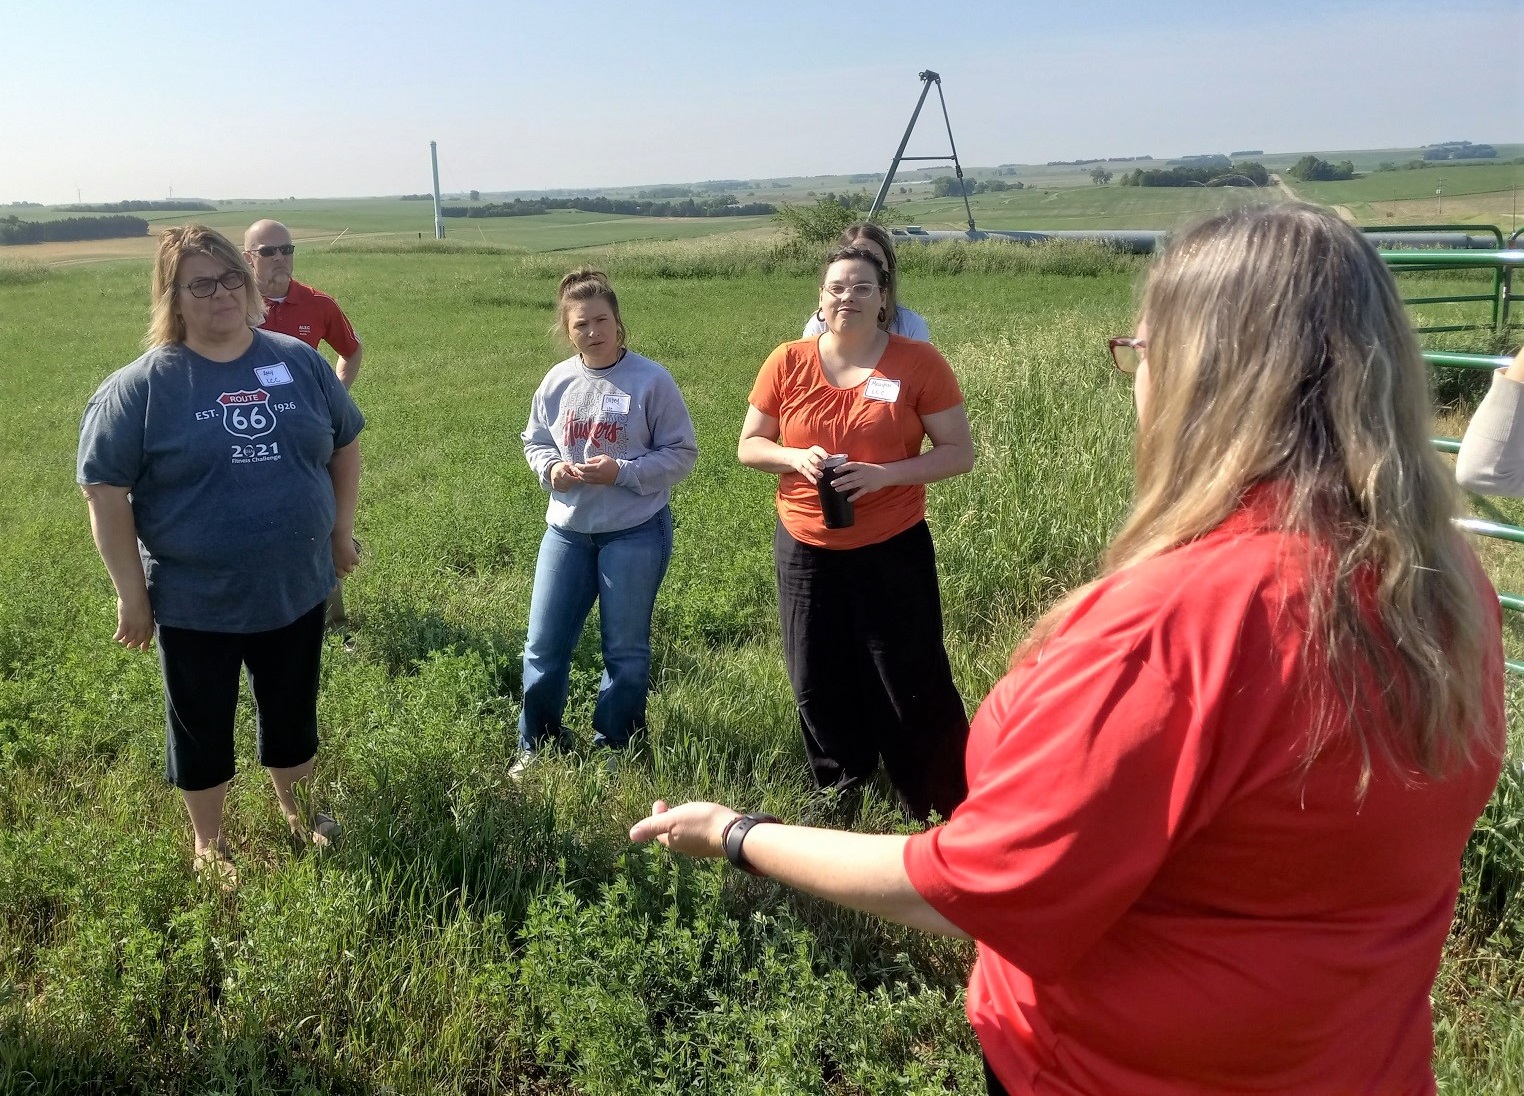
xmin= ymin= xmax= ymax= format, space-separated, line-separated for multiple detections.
xmin=1456 ymin=353 xmax=1524 ymax=496
xmin=80 ymin=484 xmax=154 ymax=649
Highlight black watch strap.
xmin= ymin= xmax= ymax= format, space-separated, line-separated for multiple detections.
xmin=722 ymin=812 xmax=781 ymax=875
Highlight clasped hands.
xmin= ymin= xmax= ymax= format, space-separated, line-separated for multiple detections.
xmin=550 ymin=455 xmax=619 ymax=490
xmin=787 ymin=445 xmax=891 ymax=501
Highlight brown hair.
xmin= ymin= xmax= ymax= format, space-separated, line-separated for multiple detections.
xmin=1018 ymin=203 xmax=1490 ymax=791
xmin=146 ymin=224 xmax=263 ymax=348
xmin=820 ymin=246 xmax=890 ymax=325
xmin=553 ymin=267 xmax=626 ymax=346
xmin=836 ymin=221 xmax=902 ymax=329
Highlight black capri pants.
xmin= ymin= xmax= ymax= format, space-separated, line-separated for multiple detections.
xmin=156 ymin=600 xmax=326 ymax=791
xmin=774 ymin=519 xmax=969 ymax=820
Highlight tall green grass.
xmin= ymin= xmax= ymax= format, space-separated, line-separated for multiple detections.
xmin=0 ymin=238 xmax=1518 ymax=1092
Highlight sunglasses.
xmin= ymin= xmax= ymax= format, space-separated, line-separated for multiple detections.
xmin=1108 ymin=336 xmax=1147 ymax=374
xmin=249 ymin=244 xmax=296 ymax=257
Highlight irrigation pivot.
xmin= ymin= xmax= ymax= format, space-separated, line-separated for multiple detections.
xmin=869 ymin=70 xmax=975 ymax=233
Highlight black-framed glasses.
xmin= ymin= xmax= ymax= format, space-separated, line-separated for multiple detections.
xmin=179 ymin=270 xmax=248 ymax=298
xmin=1108 ymin=336 xmax=1147 ymax=374
xmin=823 ymin=281 xmax=880 ymax=300
xmin=250 ymin=243 xmax=295 ymax=257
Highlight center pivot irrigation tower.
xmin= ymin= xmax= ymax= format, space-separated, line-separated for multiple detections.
xmin=868 ymin=70 xmax=975 ymax=233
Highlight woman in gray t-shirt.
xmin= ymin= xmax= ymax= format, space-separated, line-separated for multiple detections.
xmin=76 ymin=225 xmax=364 ymax=889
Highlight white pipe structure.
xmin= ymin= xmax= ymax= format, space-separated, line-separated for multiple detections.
xmin=430 ymin=141 xmax=445 ymax=240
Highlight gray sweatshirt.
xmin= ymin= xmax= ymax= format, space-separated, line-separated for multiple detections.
xmin=522 ymin=350 xmax=698 ymax=533
xmin=1457 ymin=368 xmax=1524 ymax=497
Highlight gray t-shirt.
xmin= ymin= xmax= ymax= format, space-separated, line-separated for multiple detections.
xmin=77 ymin=329 xmax=365 ymax=633
xmin=522 ymin=350 xmax=698 ymax=534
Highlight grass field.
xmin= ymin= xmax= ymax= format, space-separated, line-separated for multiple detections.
xmin=1 ymin=238 xmax=1521 ymax=1093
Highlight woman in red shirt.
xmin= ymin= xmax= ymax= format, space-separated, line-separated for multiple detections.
xmin=739 ymin=246 xmax=975 ymax=820
xmin=635 ymin=204 xmax=1505 ymax=1094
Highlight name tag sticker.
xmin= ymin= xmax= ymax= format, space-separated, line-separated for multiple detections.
xmin=602 ymin=393 xmax=632 ymax=414
xmin=864 ymin=377 xmax=901 ymax=403
xmin=256 ymin=363 xmax=294 ymax=386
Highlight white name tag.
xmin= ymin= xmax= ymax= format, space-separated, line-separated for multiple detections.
xmin=602 ymin=393 xmax=632 ymax=414
xmin=864 ymin=377 xmax=901 ymax=403
xmin=256 ymin=363 xmax=294 ymax=386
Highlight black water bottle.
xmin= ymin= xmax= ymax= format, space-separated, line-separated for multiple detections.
xmin=816 ymin=454 xmax=855 ymax=529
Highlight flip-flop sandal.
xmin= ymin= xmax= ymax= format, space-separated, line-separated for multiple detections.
xmin=289 ymin=812 xmax=343 ymax=853
xmin=193 ymin=839 xmax=238 ymax=892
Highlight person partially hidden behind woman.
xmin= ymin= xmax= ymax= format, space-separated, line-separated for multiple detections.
xmin=740 ymin=245 xmax=973 ymax=821
xmin=636 ymin=204 xmax=1505 ymax=1094
xmin=801 ymin=221 xmax=929 ymax=341
xmin=1455 ymin=344 xmax=1524 ymax=495
xmin=77 ymin=225 xmax=363 ymax=890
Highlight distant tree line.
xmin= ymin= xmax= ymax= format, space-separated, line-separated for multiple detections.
xmin=1046 ymin=156 xmax=1151 ymax=166
xmin=930 ymin=176 xmax=1023 ymax=197
xmin=1120 ymin=161 xmax=1269 ymax=187
xmin=1423 ymin=141 xmax=1497 ymax=161
xmin=0 ymin=214 xmax=149 ymax=245
xmin=1169 ymin=154 xmax=1231 ymax=169
xmin=1285 ymin=156 xmax=1356 ymax=182
xmin=442 ymin=194 xmax=775 ymax=219
xmin=399 ymin=194 xmax=433 ymax=200
xmin=55 ymin=200 xmax=214 ymax=213
xmin=1229 ymin=150 xmax=1264 ymax=157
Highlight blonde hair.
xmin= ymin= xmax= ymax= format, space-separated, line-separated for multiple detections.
xmin=146 ymin=224 xmax=263 ymax=348
xmin=1021 ymin=203 xmax=1489 ymax=789
xmin=553 ymin=267 xmax=625 ymax=346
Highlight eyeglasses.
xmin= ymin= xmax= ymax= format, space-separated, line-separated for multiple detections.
xmin=1108 ymin=336 xmax=1147 ymax=374
xmin=179 ymin=270 xmax=248 ymax=298
xmin=823 ymin=281 xmax=880 ymax=300
xmin=249 ymin=243 xmax=295 ymax=257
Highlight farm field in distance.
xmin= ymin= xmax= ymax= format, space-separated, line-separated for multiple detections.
xmin=5 ymin=143 xmax=1520 ymax=266
xmin=0 ymin=236 xmax=1521 ymax=1092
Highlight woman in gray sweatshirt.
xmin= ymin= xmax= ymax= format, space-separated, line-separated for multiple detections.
xmin=515 ymin=269 xmax=698 ymax=771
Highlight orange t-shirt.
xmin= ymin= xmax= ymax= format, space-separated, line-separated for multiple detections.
xmin=747 ymin=335 xmax=964 ymax=550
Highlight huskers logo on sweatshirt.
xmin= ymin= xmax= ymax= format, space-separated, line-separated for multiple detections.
xmin=561 ymin=408 xmax=624 ymax=450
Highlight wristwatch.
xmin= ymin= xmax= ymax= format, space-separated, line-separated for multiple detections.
xmin=721 ymin=812 xmax=781 ymax=875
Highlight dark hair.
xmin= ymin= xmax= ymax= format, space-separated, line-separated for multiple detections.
xmin=554 ymin=267 xmax=626 ymax=345
xmin=836 ymin=222 xmax=901 ymax=329
xmin=821 ymin=246 xmax=887 ymax=285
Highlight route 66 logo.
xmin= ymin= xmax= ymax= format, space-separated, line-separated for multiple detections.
xmin=217 ymin=389 xmax=277 ymax=440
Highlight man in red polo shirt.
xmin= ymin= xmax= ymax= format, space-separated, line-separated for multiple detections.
xmin=244 ymin=219 xmax=364 ymax=633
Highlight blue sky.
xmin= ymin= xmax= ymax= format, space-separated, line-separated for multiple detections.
xmin=3 ymin=0 xmax=1520 ymax=203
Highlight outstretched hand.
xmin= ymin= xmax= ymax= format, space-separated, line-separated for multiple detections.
xmin=629 ymin=800 xmax=741 ymax=859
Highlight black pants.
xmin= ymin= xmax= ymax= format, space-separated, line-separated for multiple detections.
xmin=774 ymin=519 xmax=969 ymax=820
xmin=157 ymin=601 xmax=325 ymax=791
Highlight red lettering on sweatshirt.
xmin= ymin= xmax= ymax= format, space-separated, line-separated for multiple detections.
xmin=562 ymin=409 xmax=623 ymax=449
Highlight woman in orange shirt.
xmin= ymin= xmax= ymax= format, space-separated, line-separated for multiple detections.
xmin=739 ymin=246 xmax=974 ymax=820
xmin=641 ymin=205 xmax=1503 ymax=1094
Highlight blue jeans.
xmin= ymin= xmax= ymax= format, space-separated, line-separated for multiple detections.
xmin=518 ymin=507 xmax=673 ymax=751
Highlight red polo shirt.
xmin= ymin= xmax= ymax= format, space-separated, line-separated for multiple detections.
xmin=260 ymin=278 xmax=360 ymax=357
xmin=904 ymin=490 xmax=1504 ymax=1094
